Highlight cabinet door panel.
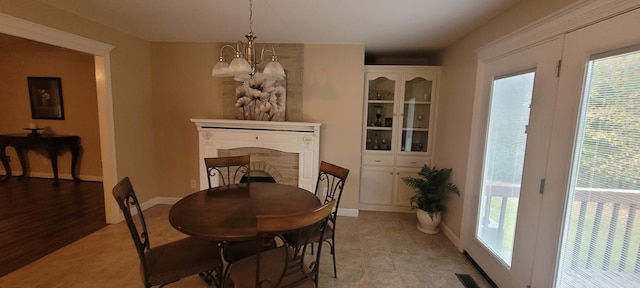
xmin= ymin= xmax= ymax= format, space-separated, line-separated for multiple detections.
xmin=359 ymin=166 xmax=394 ymax=205
xmin=393 ymin=168 xmax=420 ymax=207
xmin=364 ymin=73 xmax=398 ymax=152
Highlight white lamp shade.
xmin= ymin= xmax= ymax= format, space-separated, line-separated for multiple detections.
xmin=233 ymin=74 xmax=251 ymax=82
xmin=211 ymin=61 xmax=234 ymax=77
xmin=229 ymin=57 xmax=252 ymax=74
xmin=263 ymin=61 xmax=286 ymax=80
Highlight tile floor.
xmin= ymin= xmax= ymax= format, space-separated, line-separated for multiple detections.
xmin=0 ymin=205 xmax=490 ymax=288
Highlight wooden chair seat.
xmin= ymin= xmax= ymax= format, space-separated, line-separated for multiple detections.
xmin=145 ymin=236 xmax=222 ymax=286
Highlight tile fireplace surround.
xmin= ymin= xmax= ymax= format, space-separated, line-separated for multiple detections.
xmin=192 ymin=119 xmax=321 ymax=192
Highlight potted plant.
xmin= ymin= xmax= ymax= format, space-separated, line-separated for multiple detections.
xmin=403 ymin=164 xmax=460 ymax=234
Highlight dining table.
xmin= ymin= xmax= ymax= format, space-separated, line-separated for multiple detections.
xmin=169 ymin=182 xmax=321 ymax=242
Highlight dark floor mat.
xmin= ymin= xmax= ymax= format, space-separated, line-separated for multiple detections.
xmin=456 ymin=273 xmax=480 ymax=288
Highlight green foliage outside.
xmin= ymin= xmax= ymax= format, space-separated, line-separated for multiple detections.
xmin=577 ymin=51 xmax=640 ymax=190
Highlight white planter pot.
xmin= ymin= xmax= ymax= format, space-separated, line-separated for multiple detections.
xmin=416 ymin=209 xmax=441 ymax=234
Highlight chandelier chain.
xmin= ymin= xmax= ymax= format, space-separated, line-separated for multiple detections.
xmin=249 ymin=0 xmax=253 ymax=34
xmin=211 ymin=0 xmax=284 ymax=80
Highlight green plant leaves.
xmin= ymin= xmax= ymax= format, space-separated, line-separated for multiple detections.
xmin=403 ymin=165 xmax=460 ymax=217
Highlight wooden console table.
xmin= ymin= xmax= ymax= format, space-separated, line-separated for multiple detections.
xmin=0 ymin=134 xmax=81 ymax=185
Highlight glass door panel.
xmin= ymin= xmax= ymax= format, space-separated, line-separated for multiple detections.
xmin=556 ymin=48 xmax=640 ymax=288
xmin=365 ymin=76 xmax=394 ymax=151
xmin=477 ymin=71 xmax=535 ymax=267
xmin=402 ymin=77 xmax=432 ymax=152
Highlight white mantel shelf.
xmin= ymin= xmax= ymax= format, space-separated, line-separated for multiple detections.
xmin=192 ymin=119 xmax=321 ymax=134
xmin=191 ymin=119 xmax=322 ymax=192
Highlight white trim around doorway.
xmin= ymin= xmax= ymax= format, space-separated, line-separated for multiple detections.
xmin=0 ymin=12 xmax=120 ymax=224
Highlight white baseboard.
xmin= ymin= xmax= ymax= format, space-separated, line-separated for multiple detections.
xmin=440 ymin=222 xmax=463 ymax=252
xmin=140 ymin=197 xmax=161 ymax=211
xmin=156 ymin=197 xmax=180 ymax=205
xmin=359 ymin=204 xmax=414 ymax=213
xmin=337 ymin=208 xmax=358 ymax=217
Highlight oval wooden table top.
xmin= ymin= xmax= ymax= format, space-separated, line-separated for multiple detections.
xmin=169 ymin=182 xmax=321 ymax=241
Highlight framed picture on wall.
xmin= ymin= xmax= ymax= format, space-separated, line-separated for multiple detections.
xmin=27 ymin=76 xmax=65 ymax=120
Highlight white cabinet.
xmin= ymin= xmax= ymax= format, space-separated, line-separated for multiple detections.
xmin=359 ymin=66 xmax=441 ymax=212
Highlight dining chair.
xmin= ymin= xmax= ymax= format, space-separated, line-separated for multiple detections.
xmin=228 ymin=199 xmax=337 ymax=288
xmin=112 ymin=177 xmax=223 ymax=288
xmin=310 ymin=161 xmax=349 ymax=278
xmin=204 ymin=155 xmax=273 ymax=283
xmin=205 ymin=155 xmax=251 ymax=187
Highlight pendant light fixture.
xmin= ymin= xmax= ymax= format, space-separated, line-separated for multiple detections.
xmin=211 ymin=0 xmax=285 ymax=81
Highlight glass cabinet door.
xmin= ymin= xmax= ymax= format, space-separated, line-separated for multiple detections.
xmin=365 ymin=76 xmax=395 ymax=152
xmin=401 ymin=76 xmax=432 ymax=153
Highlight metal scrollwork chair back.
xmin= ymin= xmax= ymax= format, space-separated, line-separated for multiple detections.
xmin=205 ymin=155 xmax=251 ymax=188
xmin=312 ymin=161 xmax=349 ymax=278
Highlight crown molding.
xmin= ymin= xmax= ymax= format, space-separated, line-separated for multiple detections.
xmin=477 ymin=0 xmax=640 ymax=61
xmin=0 ymin=12 xmax=113 ymax=54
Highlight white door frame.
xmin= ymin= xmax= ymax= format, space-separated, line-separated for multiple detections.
xmin=0 ymin=13 xmax=120 ymax=224
xmin=461 ymin=0 xmax=640 ymax=286
xmin=465 ymin=35 xmax=563 ymax=287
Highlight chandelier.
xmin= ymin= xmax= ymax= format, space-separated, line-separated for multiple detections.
xmin=211 ymin=0 xmax=285 ymax=81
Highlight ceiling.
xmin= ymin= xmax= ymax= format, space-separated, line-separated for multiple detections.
xmin=36 ymin=0 xmax=520 ymax=54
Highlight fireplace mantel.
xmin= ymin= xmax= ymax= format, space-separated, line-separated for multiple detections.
xmin=192 ymin=119 xmax=321 ymax=191
xmin=193 ymin=119 xmax=321 ymax=134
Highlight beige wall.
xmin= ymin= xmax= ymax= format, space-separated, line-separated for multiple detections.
xmin=149 ymin=42 xmax=365 ymax=207
xmin=303 ymin=44 xmax=365 ymax=211
xmin=0 ymin=35 xmax=102 ymax=178
xmin=150 ymin=42 xmax=223 ymax=198
xmin=0 ymin=0 xmax=158 ymax=203
xmin=436 ymin=0 xmax=576 ymax=238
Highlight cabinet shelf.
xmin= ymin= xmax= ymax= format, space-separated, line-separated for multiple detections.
xmin=368 ymin=100 xmax=394 ymax=104
xmin=403 ymin=128 xmax=429 ymax=132
xmin=367 ymin=126 xmax=392 ymax=130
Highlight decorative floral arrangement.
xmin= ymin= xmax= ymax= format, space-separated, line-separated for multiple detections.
xmin=234 ymin=72 xmax=286 ymax=121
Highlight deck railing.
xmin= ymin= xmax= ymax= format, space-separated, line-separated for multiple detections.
xmin=480 ymin=184 xmax=640 ymax=275
xmin=565 ymin=187 xmax=640 ymax=273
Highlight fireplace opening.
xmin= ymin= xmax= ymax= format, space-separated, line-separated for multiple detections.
xmin=241 ymin=170 xmax=276 ymax=183
xmin=218 ymin=148 xmax=298 ymax=186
